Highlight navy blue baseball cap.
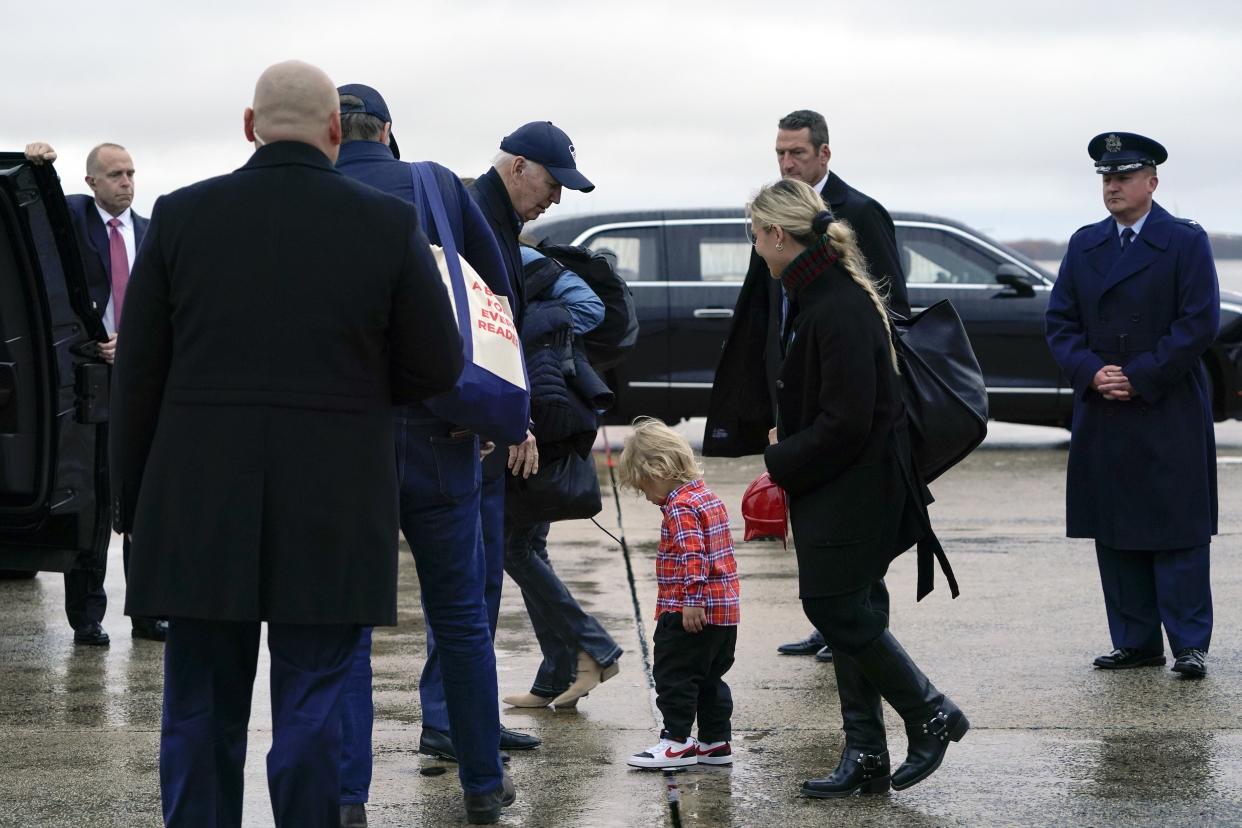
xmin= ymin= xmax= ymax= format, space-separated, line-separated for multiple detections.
xmin=337 ymin=83 xmax=400 ymax=159
xmin=500 ymin=121 xmax=594 ymax=192
xmin=1088 ymin=132 xmax=1167 ymax=175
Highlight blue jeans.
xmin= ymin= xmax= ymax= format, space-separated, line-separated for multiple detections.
xmin=504 ymin=522 xmax=623 ymax=696
xmin=339 ymin=416 xmax=503 ymax=798
xmin=161 ymin=617 xmax=357 ymax=828
xmin=339 ymin=626 xmax=373 ymax=805
xmin=421 ymin=471 xmax=507 ymax=733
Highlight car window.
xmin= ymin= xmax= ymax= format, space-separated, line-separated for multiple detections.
xmin=664 ymin=223 xmax=751 ymax=282
xmin=898 ymin=225 xmax=1001 ymax=285
xmin=583 ymin=227 xmax=662 ymax=282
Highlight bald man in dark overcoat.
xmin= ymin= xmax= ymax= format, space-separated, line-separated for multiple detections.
xmin=110 ymin=61 xmax=461 ymax=826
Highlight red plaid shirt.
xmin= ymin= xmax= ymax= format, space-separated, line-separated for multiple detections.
xmin=656 ymin=480 xmax=740 ymax=626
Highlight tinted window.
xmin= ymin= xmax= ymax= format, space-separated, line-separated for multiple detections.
xmin=898 ymin=225 xmax=1000 ymax=285
xmin=583 ymin=227 xmax=662 ymax=282
xmin=664 ymin=223 xmax=751 ymax=282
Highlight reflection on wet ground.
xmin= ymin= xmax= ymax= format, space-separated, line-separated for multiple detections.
xmin=2 ymin=444 xmax=1242 ymax=825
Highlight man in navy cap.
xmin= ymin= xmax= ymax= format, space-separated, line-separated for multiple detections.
xmin=1046 ymin=132 xmax=1218 ymax=679
xmin=467 ymin=125 xmax=628 ymax=713
xmin=470 ymin=122 xmax=595 ymax=327
xmin=331 ymin=83 xmax=535 ymax=826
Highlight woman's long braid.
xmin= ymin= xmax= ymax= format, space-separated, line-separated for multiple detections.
xmin=827 ymin=222 xmax=899 ymax=372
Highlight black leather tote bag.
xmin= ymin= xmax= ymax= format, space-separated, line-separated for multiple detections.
xmin=505 ymin=450 xmax=603 ymax=524
xmin=891 ymin=300 xmax=988 ymax=482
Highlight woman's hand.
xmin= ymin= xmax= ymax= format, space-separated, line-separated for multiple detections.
xmin=768 ymin=427 xmax=778 ymax=446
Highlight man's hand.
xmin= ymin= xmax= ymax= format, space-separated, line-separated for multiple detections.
xmin=1092 ymin=364 xmax=1133 ymax=401
xmin=98 ymin=333 xmax=118 ymax=365
xmin=24 ymin=142 xmax=57 ymax=165
xmin=768 ymin=427 xmax=778 ymax=446
xmin=507 ymin=430 xmax=539 ymax=478
xmin=682 ymin=606 xmax=706 ymax=634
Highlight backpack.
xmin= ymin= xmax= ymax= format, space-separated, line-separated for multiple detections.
xmin=532 ymin=243 xmax=638 ymax=372
xmin=891 ymin=300 xmax=988 ymax=482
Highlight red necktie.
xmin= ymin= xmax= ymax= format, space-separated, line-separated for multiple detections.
xmin=107 ymin=217 xmax=129 ymax=327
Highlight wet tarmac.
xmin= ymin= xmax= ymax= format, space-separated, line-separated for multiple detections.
xmin=2 ymin=422 xmax=1242 ymax=826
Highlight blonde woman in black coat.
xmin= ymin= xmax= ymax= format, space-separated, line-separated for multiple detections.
xmin=752 ymin=179 xmax=967 ymax=798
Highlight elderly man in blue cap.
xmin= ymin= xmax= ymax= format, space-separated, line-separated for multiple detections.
xmin=331 ymin=83 xmax=532 ymax=826
xmin=1046 ymin=132 xmax=1218 ymax=680
xmin=468 ymin=127 xmax=627 ymax=713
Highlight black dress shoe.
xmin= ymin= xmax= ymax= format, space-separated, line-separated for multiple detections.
xmin=419 ymin=728 xmax=510 ymax=763
xmin=73 ymin=623 xmax=110 ymax=646
xmin=1172 ymin=648 xmax=1207 ymax=678
xmin=815 ymin=645 xmax=834 ymax=663
xmin=1093 ymin=648 xmax=1166 ymax=669
xmin=802 ymin=748 xmax=890 ymax=798
xmin=778 ymin=629 xmax=825 ymax=655
xmin=464 ymin=770 xmax=516 ymax=824
xmin=132 ymin=617 xmax=168 ymax=642
xmin=892 ymin=704 xmax=970 ymax=790
xmin=340 ymin=802 xmax=367 ymax=828
xmin=499 ymin=726 xmax=540 ymax=750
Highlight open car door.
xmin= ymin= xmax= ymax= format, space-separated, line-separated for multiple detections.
xmin=0 ymin=154 xmax=111 ymax=575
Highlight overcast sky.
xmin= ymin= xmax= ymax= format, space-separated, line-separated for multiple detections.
xmin=5 ymin=0 xmax=1240 ymax=240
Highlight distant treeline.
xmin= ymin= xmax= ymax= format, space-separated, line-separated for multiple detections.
xmin=1007 ymin=234 xmax=1242 ymax=260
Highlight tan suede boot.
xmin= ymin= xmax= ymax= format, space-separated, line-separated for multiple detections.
xmin=501 ymin=692 xmax=553 ymax=708
xmin=551 ymin=651 xmax=620 ymax=707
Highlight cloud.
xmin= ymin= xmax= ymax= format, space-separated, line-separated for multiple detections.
xmin=4 ymin=0 xmax=1239 ymax=239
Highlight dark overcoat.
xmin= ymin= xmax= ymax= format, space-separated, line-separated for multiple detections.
xmin=704 ymin=171 xmax=908 ymax=457
xmin=468 ymin=166 xmax=535 ymax=480
xmin=110 ymin=141 xmax=463 ymax=625
xmin=468 ymin=167 xmax=527 ymax=326
xmin=763 ymin=248 xmax=929 ymax=598
xmin=65 ymin=193 xmax=148 ymax=316
xmin=1045 ymin=201 xmax=1219 ymax=549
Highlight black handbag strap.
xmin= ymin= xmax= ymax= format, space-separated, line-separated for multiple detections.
xmin=893 ymin=421 xmax=961 ymax=602
xmin=917 ymin=531 xmax=960 ymax=602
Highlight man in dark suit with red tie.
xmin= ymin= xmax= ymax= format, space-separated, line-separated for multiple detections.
xmin=23 ymin=140 xmax=163 ymax=644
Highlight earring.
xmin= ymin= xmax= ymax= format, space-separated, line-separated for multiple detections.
xmin=776 ymin=242 xmax=784 ymax=252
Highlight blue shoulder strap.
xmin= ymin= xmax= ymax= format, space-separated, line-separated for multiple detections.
xmin=411 ymin=162 xmax=472 ymax=359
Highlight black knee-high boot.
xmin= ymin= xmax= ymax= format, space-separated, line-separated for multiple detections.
xmin=849 ymin=630 xmax=968 ymax=791
xmin=803 ymin=652 xmax=890 ymax=797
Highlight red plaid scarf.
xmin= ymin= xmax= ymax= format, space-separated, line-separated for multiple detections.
xmin=780 ymin=236 xmax=838 ymax=301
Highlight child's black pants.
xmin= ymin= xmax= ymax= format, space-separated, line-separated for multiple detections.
xmin=652 ymin=611 xmax=737 ymax=743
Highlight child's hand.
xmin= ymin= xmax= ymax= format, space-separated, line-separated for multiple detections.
xmin=682 ymin=606 xmax=706 ymax=634
xmin=768 ymin=427 xmax=778 ymax=445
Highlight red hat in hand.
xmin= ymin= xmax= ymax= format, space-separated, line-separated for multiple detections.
xmin=742 ymin=472 xmax=788 ymax=547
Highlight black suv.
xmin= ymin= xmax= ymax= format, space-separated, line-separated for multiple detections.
xmin=532 ymin=209 xmax=1242 ymax=428
xmin=0 ymin=155 xmax=112 ymax=577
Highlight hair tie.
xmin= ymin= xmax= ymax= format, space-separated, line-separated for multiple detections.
xmin=812 ymin=210 xmax=834 ymax=235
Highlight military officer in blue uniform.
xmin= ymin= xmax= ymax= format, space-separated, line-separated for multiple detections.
xmin=1046 ymin=132 xmax=1218 ymax=679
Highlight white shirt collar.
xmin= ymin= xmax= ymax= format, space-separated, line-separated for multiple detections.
xmin=811 ymin=169 xmax=829 ymax=195
xmin=1116 ymin=209 xmax=1151 ymax=237
xmin=94 ymin=201 xmax=133 ymax=227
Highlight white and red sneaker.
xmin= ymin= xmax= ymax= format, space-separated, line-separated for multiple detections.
xmin=695 ymin=740 xmax=733 ymax=765
xmin=627 ymin=737 xmax=698 ymax=769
